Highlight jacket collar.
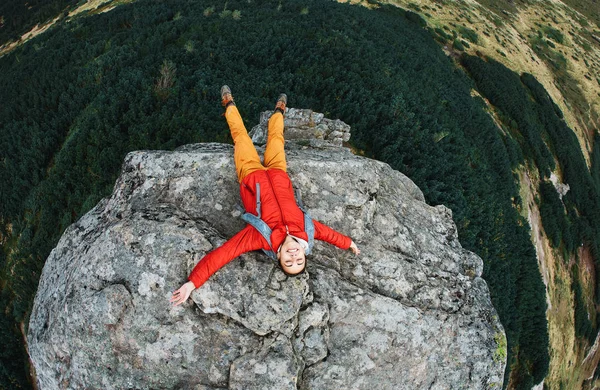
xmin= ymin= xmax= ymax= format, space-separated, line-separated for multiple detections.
xmin=271 ymin=223 xmax=308 ymax=250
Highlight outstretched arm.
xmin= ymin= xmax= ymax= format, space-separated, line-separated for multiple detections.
xmin=170 ymin=225 xmax=264 ymax=306
xmin=313 ymin=219 xmax=360 ymax=255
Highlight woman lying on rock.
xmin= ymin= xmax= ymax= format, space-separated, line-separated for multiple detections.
xmin=170 ymin=86 xmax=360 ymax=306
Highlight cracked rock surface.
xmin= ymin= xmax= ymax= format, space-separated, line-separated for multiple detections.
xmin=28 ymin=112 xmax=505 ymax=389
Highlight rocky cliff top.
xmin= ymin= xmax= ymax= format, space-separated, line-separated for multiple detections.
xmin=28 ymin=110 xmax=505 ymax=389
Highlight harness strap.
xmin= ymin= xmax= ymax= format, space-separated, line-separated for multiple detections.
xmin=295 ymin=188 xmax=315 ymax=254
xmin=295 ymin=188 xmax=304 ymax=209
xmin=304 ymin=212 xmax=314 ymax=255
xmin=241 ymin=212 xmax=277 ymax=260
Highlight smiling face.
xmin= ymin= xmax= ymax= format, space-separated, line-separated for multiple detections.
xmin=277 ymin=235 xmax=306 ymax=275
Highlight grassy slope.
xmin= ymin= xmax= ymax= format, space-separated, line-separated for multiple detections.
xmin=375 ymin=0 xmax=600 ymax=164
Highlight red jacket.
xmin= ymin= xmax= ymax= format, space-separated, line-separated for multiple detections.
xmin=188 ymin=168 xmax=352 ymax=288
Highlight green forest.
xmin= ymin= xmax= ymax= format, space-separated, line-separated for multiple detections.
xmin=2 ymin=0 xmax=598 ymax=388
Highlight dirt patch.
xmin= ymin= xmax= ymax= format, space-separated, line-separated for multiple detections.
xmin=580 ymin=245 xmax=596 ymax=288
xmin=578 ymin=244 xmax=597 ymax=333
xmin=520 ymin=168 xmax=551 ymax=306
xmin=581 ymin=331 xmax=600 ymax=384
xmin=68 ymin=0 xmax=120 ymax=18
xmin=0 ymin=16 xmax=61 ymax=57
xmin=0 ymin=0 xmax=131 ymax=58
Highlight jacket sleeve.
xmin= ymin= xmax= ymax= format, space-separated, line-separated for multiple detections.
xmin=188 ymin=225 xmax=265 ymax=289
xmin=313 ymin=219 xmax=352 ymax=250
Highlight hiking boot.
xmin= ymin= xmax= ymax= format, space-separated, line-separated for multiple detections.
xmin=275 ymin=93 xmax=287 ymax=114
xmin=221 ymin=85 xmax=235 ymax=107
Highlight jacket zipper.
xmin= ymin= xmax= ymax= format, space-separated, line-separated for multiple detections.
xmin=265 ymin=171 xmax=287 ymax=230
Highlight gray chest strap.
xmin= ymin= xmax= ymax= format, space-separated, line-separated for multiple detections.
xmin=241 ymin=183 xmax=315 ymax=259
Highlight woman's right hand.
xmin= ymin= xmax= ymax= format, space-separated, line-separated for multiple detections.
xmin=170 ymin=281 xmax=196 ymax=306
xmin=349 ymin=240 xmax=361 ymax=255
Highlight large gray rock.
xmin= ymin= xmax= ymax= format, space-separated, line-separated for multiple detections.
xmin=249 ymin=108 xmax=351 ymax=147
xmin=28 ymin=112 xmax=506 ymax=389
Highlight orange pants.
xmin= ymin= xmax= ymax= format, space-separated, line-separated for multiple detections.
xmin=225 ymin=105 xmax=286 ymax=182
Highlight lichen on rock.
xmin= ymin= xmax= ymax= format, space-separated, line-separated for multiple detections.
xmin=28 ymin=110 xmax=505 ymax=389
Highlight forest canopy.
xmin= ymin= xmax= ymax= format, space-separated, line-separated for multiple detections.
xmin=0 ymin=0 xmax=581 ymax=388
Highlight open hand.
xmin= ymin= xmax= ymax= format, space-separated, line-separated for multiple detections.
xmin=349 ymin=240 xmax=361 ymax=255
xmin=169 ymin=281 xmax=196 ymax=306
